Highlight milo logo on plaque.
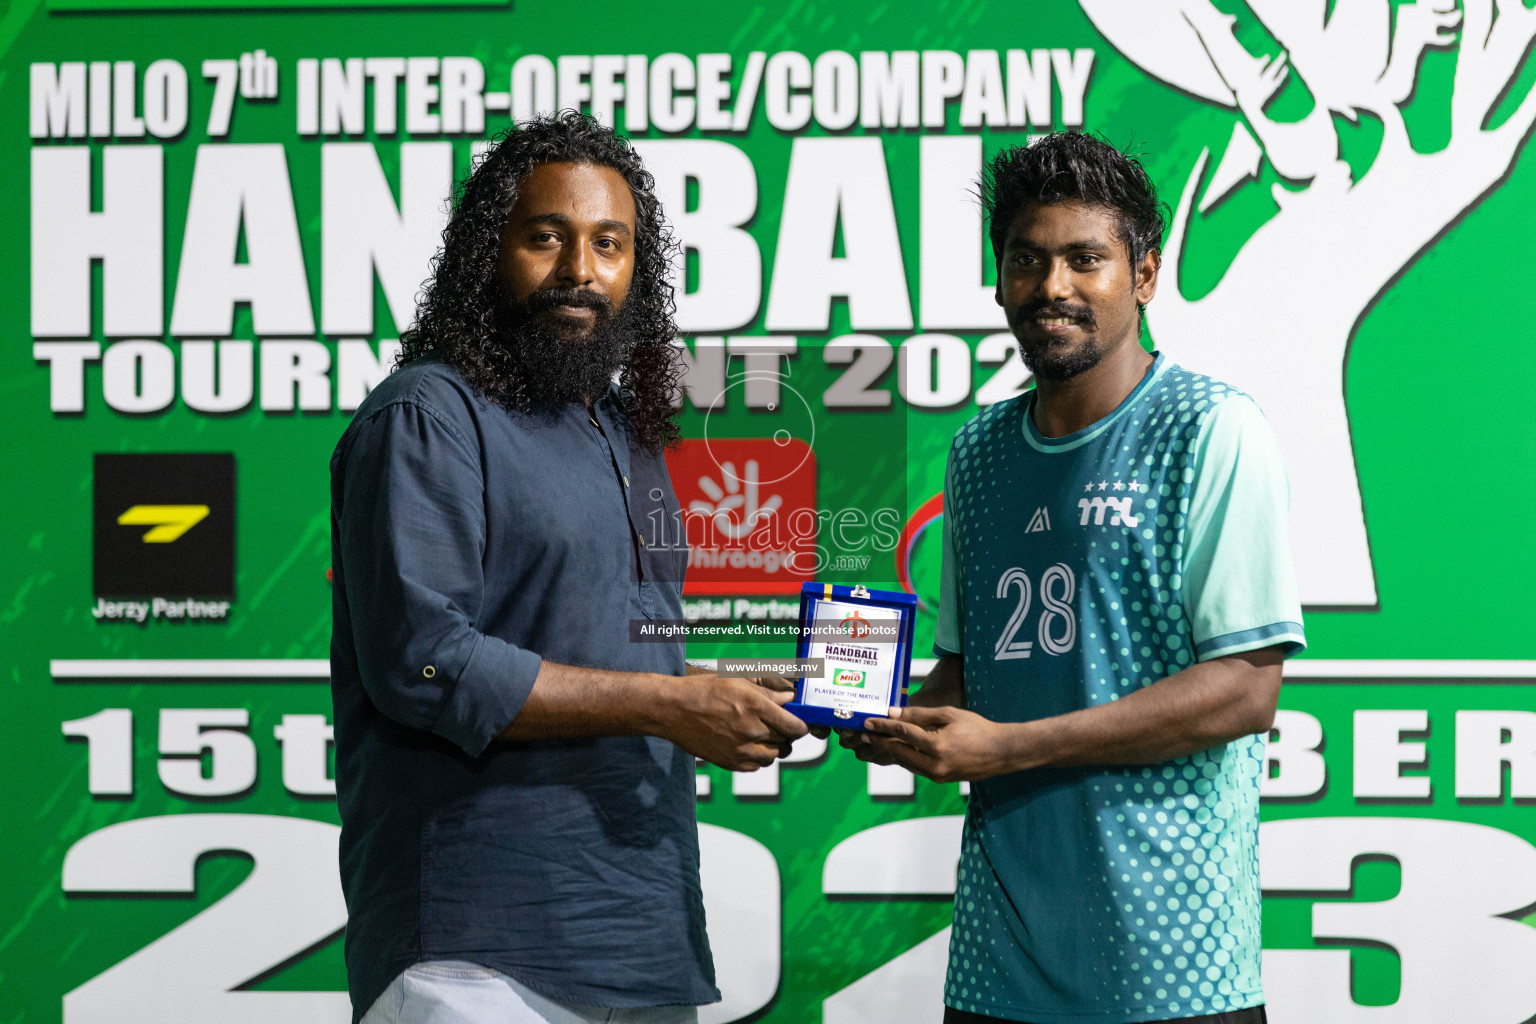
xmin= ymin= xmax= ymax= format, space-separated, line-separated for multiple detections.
xmin=832 ymin=669 xmax=866 ymax=688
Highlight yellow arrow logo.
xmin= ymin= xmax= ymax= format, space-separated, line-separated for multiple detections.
xmin=117 ymin=505 xmax=210 ymax=543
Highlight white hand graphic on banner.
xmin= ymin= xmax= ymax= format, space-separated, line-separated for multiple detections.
xmin=1081 ymin=0 xmax=1536 ymax=605
xmin=689 ymin=459 xmax=784 ymax=541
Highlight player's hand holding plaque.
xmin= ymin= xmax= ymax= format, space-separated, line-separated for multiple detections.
xmin=784 ymin=583 xmax=917 ymax=731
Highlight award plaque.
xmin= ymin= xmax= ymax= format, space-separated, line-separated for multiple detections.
xmin=785 ymin=582 xmax=917 ymax=731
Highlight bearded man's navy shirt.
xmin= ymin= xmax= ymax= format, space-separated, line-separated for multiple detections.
xmin=330 ymin=356 xmax=714 ymax=1022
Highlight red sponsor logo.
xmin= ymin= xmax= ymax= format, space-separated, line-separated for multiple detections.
xmin=665 ymin=438 xmax=817 ymax=595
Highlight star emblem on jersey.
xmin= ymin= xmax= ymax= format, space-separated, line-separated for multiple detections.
xmin=1081 ymin=478 xmax=1144 ymax=494
xmin=1026 ymin=507 xmax=1051 ymax=533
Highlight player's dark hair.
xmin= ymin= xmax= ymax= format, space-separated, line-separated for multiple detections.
xmin=397 ymin=110 xmax=683 ymax=455
xmin=982 ymin=131 xmax=1167 ymax=277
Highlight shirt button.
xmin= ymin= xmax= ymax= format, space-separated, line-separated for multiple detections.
xmin=423 ymin=665 xmax=436 ymax=678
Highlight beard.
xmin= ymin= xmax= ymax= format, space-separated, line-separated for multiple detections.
xmin=492 ymin=282 xmax=634 ymax=408
xmin=1007 ymin=301 xmax=1103 ymax=383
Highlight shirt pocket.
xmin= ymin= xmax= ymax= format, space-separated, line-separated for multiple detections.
xmin=636 ymin=580 xmax=667 ymax=620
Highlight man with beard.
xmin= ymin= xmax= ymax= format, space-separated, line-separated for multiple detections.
xmin=842 ymin=132 xmax=1304 ymax=1024
xmin=330 ymin=112 xmax=806 ymax=1024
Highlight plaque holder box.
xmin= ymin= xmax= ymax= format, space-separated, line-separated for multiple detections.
xmin=784 ymin=582 xmax=917 ymax=731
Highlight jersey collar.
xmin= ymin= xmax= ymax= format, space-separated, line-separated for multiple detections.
xmin=1021 ymin=352 xmax=1169 ymax=454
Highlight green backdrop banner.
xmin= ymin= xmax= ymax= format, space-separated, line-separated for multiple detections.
xmin=5 ymin=1 xmax=1536 ymax=1022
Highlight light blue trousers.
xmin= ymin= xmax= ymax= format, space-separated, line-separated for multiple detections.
xmin=361 ymin=961 xmax=701 ymax=1024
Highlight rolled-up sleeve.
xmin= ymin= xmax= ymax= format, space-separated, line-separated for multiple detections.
xmin=335 ymin=399 xmax=542 ymax=757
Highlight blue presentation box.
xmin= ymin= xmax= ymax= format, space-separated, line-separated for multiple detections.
xmin=784 ymin=582 xmax=917 ymax=731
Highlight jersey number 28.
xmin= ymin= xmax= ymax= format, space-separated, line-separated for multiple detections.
xmin=994 ymin=564 xmax=1077 ymax=660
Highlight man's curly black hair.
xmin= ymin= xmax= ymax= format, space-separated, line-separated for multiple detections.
xmin=982 ymin=132 xmax=1167 ymax=316
xmin=397 ymin=111 xmax=683 ymax=454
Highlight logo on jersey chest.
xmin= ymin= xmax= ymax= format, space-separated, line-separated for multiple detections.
xmin=1077 ymin=479 xmax=1150 ymax=528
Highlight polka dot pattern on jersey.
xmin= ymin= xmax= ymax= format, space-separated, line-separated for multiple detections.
xmin=938 ymin=360 xmax=1266 ymax=1022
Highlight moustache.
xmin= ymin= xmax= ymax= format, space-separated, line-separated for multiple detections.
xmin=1017 ymin=303 xmax=1096 ymax=327
xmin=527 ymin=287 xmax=614 ymax=315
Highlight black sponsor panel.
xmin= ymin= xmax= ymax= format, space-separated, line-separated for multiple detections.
xmin=93 ymin=453 xmax=235 ymax=598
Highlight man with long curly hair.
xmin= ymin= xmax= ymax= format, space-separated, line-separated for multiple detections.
xmin=330 ymin=112 xmax=806 ymax=1024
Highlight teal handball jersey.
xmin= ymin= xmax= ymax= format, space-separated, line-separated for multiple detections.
xmin=934 ymin=354 xmax=1304 ymax=1023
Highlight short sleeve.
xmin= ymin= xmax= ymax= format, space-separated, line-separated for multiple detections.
xmin=1182 ymin=396 xmax=1307 ymax=662
xmin=934 ymin=447 xmax=963 ymax=658
xmin=333 ymin=400 xmax=543 ymax=757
